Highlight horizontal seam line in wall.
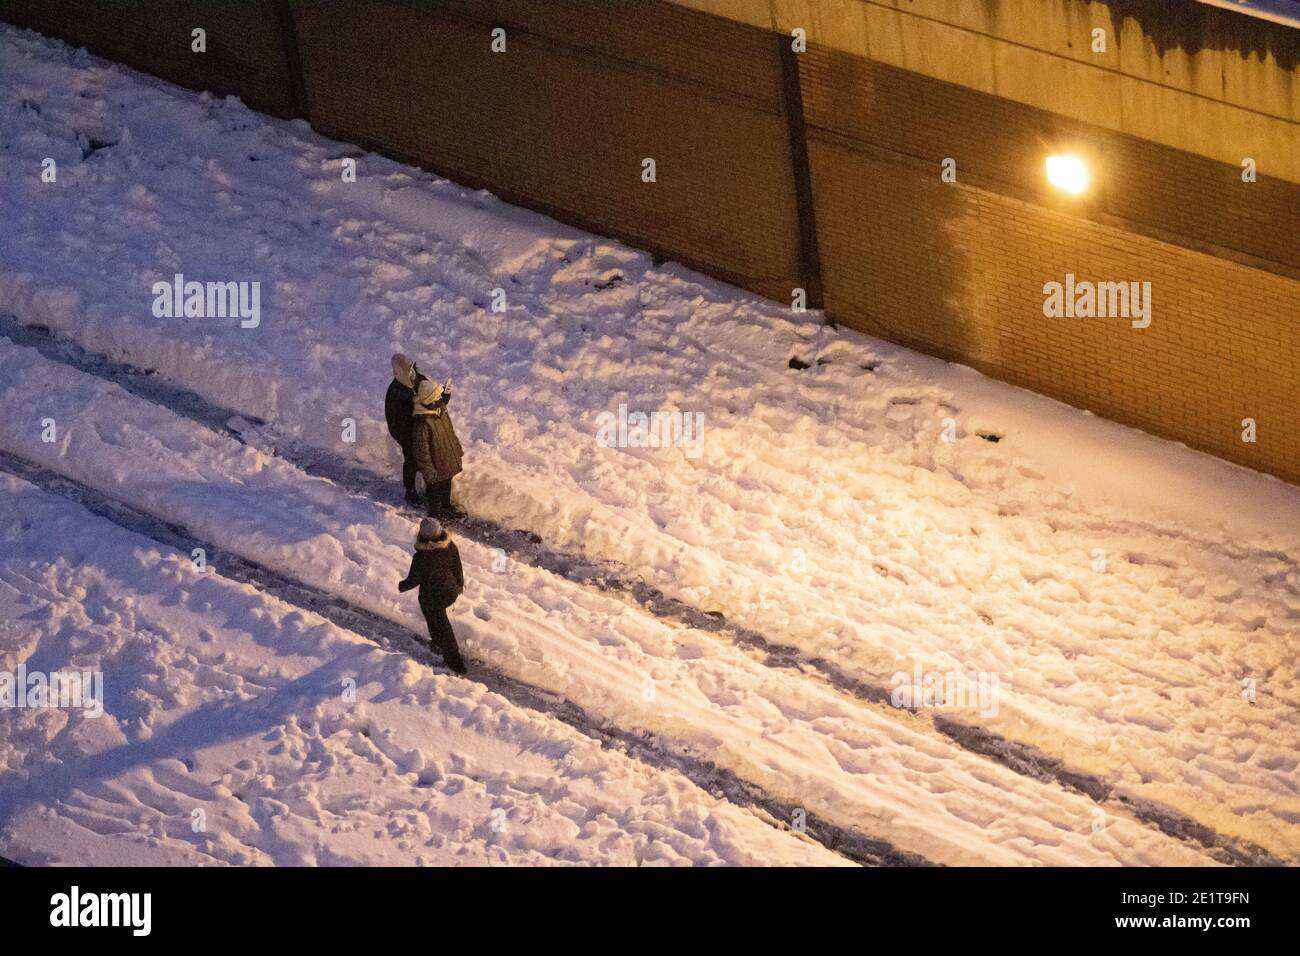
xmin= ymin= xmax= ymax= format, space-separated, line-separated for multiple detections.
xmin=805 ymin=126 xmax=1300 ymax=284
xmin=375 ymin=0 xmax=785 ymax=116
xmin=850 ymin=0 xmax=1300 ymax=129
xmin=302 ymin=118 xmax=801 ymax=291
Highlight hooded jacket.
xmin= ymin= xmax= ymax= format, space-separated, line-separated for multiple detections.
xmin=398 ymin=529 xmax=465 ymax=609
xmin=385 ymin=354 xmax=427 ymax=451
xmin=411 ymin=379 xmax=464 ymax=483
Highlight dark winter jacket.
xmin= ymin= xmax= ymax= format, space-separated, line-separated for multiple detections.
xmin=385 ymin=371 xmax=427 ymax=452
xmin=398 ymin=531 xmax=465 ymax=609
xmin=412 ymin=400 xmax=464 ymax=483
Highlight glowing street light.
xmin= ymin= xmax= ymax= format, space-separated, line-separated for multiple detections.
xmin=1045 ymin=154 xmax=1090 ymax=195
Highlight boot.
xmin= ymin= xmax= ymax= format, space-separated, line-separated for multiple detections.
xmin=437 ymin=479 xmax=462 ymax=520
xmin=432 ymin=637 xmax=467 ymax=674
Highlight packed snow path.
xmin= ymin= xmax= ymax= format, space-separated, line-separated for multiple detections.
xmin=1 ymin=25 xmax=1297 ymax=862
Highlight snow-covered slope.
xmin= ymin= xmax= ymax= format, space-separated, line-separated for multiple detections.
xmin=0 ymin=24 xmax=1296 ymax=863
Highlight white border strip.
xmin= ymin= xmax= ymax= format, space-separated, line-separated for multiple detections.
xmin=1191 ymin=0 xmax=1300 ymax=29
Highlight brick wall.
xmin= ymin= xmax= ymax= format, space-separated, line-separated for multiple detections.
xmin=289 ymin=0 xmax=806 ymax=301
xmin=797 ymin=44 xmax=1300 ymax=274
xmin=0 ymin=0 xmax=299 ymax=117
xmin=802 ymin=47 xmax=1300 ymax=483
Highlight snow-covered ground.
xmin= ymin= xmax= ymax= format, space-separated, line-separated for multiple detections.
xmin=0 ymin=339 xmax=1219 ymax=865
xmin=0 ymin=470 xmax=847 ymax=866
xmin=0 ymin=25 xmax=1297 ymax=865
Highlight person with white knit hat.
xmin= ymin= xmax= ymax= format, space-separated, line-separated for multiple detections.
xmin=411 ymin=375 xmax=464 ymax=518
xmin=397 ymin=516 xmax=467 ymax=673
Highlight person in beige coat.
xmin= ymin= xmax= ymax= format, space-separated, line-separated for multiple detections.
xmin=411 ymin=378 xmax=464 ymax=518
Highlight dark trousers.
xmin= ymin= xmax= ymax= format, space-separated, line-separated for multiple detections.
xmin=401 ymin=450 xmax=419 ymax=493
xmin=425 ymin=477 xmax=453 ymax=517
xmin=420 ymin=602 xmax=465 ymax=672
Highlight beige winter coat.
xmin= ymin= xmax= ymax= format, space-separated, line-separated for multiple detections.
xmin=412 ymin=397 xmax=464 ymax=482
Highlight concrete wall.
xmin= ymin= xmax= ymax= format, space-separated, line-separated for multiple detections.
xmin=675 ymin=0 xmax=1300 ymax=185
xmin=798 ymin=35 xmax=1300 ymax=276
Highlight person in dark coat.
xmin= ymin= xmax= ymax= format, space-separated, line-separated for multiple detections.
xmin=385 ymin=353 xmax=427 ymax=508
xmin=412 ymin=378 xmax=464 ymax=518
xmin=398 ymin=517 xmax=467 ymax=674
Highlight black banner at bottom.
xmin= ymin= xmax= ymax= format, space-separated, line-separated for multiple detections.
xmin=0 ymin=864 xmax=1283 ymax=942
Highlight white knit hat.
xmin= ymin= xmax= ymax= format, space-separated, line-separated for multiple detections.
xmin=415 ymin=379 xmax=444 ymax=406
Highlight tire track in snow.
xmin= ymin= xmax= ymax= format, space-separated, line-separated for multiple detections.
xmin=0 ymin=317 xmax=1278 ymax=867
xmin=0 ymin=449 xmax=926 ymax=867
